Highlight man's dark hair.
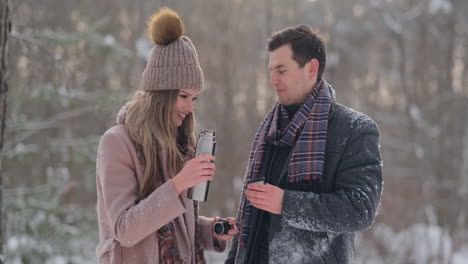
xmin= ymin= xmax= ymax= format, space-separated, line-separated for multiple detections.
xmin=268 ymin=25 xmax=326 ymax=80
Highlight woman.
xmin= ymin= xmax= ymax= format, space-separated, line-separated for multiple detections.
xmin=96 ymin=7 xmax=237 ymax=263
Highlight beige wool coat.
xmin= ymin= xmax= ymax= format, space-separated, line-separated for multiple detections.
xmin=96 ymin=125 xmax=225 ymax=263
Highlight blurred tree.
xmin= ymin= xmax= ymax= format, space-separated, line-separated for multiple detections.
xmin=0 ymin=0 xmax=12 ymax=261
xmin=4 ymin=0 xmax=468 ymax=263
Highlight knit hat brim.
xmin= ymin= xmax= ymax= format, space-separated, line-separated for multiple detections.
xmin=141 ymin=64 xmax=204 ymax=91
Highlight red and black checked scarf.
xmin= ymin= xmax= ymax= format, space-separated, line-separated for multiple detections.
xmin=236 ymin=80 xmax=335 ymax=247
xmin=117 ymin=105 xmax=206 ymax=264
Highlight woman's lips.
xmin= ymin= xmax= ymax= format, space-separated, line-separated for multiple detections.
xmin=177 ymin=113 xmax=186 ymax=120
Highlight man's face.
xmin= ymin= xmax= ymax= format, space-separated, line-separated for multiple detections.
xmin=268 ymin=45 xmax=317 ymax=106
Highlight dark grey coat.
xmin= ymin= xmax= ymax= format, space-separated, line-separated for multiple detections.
xmin=225 ymin=103 xmax=383 ymax=264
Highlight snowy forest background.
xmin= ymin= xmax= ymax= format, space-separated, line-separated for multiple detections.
xmin=1 ymin=0 xmax=468 ymax=263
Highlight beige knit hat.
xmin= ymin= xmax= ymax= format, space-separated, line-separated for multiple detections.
xmin=141 ymin=8 xmax=203 ymax=91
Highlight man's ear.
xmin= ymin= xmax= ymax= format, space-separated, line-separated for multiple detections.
xmin=307 ymin=58 xmax=319 ymax=80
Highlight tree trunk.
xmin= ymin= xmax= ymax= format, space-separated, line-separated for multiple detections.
xmin=0 ymin=0 xmax=11 ymax=261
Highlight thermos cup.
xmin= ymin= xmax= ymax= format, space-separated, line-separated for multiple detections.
xmin=214 ymin=220 xmax=231 ymax=235
xmin=187 ymin=129 xmax=216 ymax=201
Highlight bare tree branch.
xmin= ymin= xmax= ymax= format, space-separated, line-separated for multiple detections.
xmin=9 ymin=31 xmax=87 ymax=82
xmin=4 ymin=105 xmax=98 ymax=153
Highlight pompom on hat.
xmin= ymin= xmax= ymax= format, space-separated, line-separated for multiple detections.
xmin=142 ymin=7 xmax=203 ymax=91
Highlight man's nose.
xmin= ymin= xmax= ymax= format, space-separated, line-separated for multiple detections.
xmin=270 ymin=74 xmax=279 ymax=87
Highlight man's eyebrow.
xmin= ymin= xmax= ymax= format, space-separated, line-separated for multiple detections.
xmin=268 ymin=64 xmax=286 ymax=71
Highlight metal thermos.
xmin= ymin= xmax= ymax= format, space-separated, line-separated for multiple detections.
xmin=187 ymin=129 xmax=216 ymax=201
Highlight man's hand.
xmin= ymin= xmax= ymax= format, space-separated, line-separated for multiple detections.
xmin=245 ymin=183 xmax=284 ymax=215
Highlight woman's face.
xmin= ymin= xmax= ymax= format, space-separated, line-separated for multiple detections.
xmin=174 ymin=89 xmax=200 ymax=127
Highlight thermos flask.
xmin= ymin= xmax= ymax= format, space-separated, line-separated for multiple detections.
xmin=187 ymin=129 xmax=216 ymax=201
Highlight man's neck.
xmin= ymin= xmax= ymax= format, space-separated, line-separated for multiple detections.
xmin=283 ymin=104 xmax=301 ymax=119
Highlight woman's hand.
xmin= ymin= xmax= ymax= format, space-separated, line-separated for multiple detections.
xmin=212 ymin=217 xmax=238 ymax=241
xmin=172 ymin=154 xmax=215 ymax=195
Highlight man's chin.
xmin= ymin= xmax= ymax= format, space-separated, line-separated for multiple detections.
xmin=277 ymin=97 xmax=288 ymax=105
xmin=279 ymin=99 xmax=293 ymax=106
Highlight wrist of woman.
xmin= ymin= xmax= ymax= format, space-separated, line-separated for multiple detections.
xmin=172 ymin=176 xmax=184 ymax=195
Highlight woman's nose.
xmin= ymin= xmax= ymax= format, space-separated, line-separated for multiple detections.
xmin=186 ymin=101 xmax=195 ymax=113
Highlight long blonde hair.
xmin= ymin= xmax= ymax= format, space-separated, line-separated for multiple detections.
xmin=125 ymin=90 xmax=196 ymax=200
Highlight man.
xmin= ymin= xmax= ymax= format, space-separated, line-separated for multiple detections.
xmin=225 ymin=25 xmax=383 ymax=264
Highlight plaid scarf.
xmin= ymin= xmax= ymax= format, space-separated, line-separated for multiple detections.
xmin=116 ymin=105 xmax=206 ymax=264
xmin=236 ymin=80 xmax=335 ymax=247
